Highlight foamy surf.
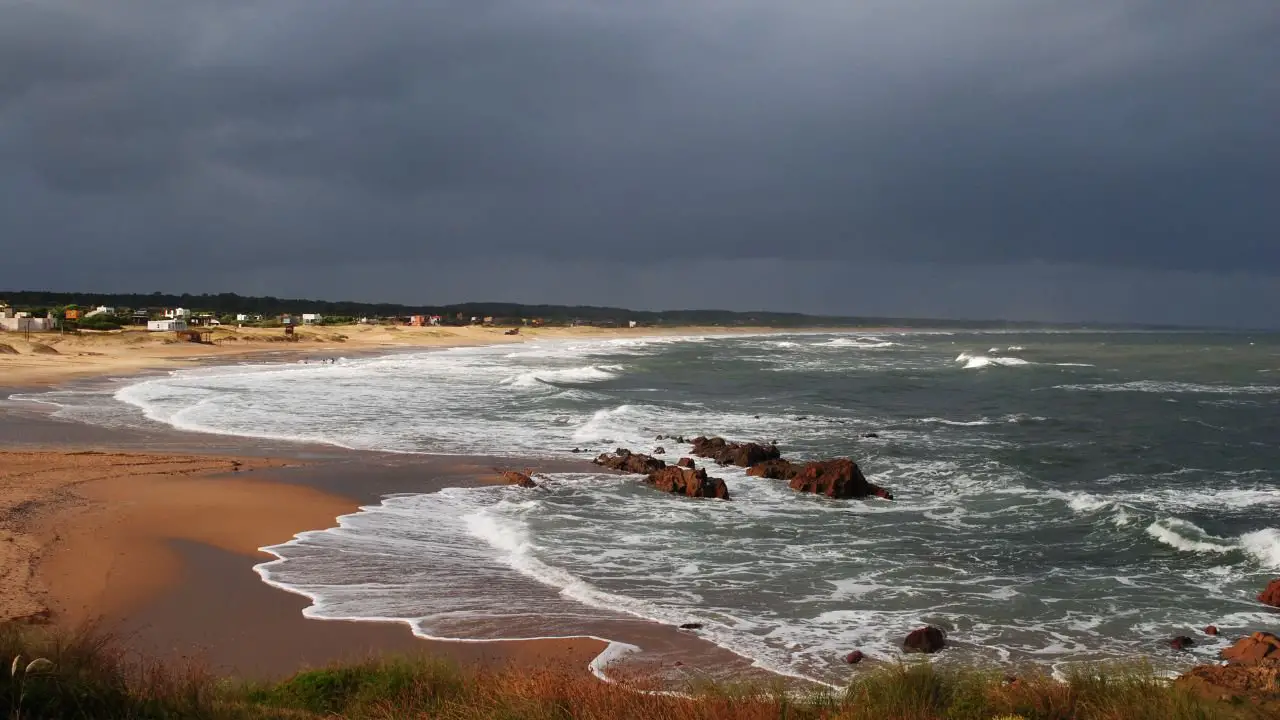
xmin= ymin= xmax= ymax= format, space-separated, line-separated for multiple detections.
xmin=956 ymin=352 xmax=1031 ymax=369
xmin=1145 ymin=518 xmax=1280 ymax=567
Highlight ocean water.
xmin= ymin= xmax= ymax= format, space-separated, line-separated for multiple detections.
xmin=17 ymin=331 xmax=1280 ymax=683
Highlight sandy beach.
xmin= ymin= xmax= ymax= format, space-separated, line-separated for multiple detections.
xmin=0 ymin=323 xmax=797 ymax=387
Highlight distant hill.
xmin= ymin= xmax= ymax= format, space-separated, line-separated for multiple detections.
xmin=0 ymin=290 xmax=1177 ymax=330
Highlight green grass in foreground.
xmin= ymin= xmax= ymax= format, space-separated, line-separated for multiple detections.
xmin=0 ymin=624 xmax=1266 ymax=720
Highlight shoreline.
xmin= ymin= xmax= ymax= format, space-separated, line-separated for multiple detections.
xmin=0 ymin=323 xmax=832 ymax=389
xmin=0 ymin=366 xmax=788 ymax=686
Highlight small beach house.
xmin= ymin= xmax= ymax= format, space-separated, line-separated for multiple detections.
xmin=148 ymin=319 xmax=188 ymax=332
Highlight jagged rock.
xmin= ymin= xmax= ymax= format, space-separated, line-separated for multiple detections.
xmin=788 ymin=459 xmax=893 ymax=500
xmin=1221 ymin=632 xmax=1280 ymax=665
xmin=903 ymin=626 xmax=946 ymax=654
xmin=1258 ymin=578 xmax=1280 ymax=607
xmin=654 ymin=447 xmax=666 ymax=455
xmin=646 ymin=466 xmax=731 ymax=500
xmin=499 ymin=471 xmax=539 ymax=488
xmin=746 ymin=459 xmax=799 ymax=480
xmin=571 ymin=448 xmax=581 ymax=453
xmin=862 ymin=432 xmax=880 ymax=438
xmin=690 ymin=436 xmax=781 ymax=467
xmin=1170 ymin=636 xmax=1195 ymax=651
xmin=593 ymin=449 xmax=667 ymax=474
xmin=677 ymin=457 xmax=696 ymax=468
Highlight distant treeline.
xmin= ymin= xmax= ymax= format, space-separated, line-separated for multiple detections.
xmin=0 ymin=290 xmax=1166 ymax=329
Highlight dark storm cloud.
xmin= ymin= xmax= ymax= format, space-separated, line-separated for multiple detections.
xmin=0 ymin=0 xmax=1277 ymax=324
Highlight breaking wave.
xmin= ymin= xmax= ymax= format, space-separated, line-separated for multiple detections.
xmin=502 ymin=365 xmax=624 ymax=388
xmin=956 ymin=352 xmax=1031 ymax=369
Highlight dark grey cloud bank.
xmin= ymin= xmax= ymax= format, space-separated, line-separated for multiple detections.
xmin=1 ymin=0 xmax=1277 ymax=326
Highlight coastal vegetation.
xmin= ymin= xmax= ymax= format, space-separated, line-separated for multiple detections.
xmin=1 ymin=625 xmax=1273 ymax=720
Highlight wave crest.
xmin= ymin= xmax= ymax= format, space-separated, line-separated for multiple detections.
xmin=956 ymin=353 xmax=1031 ymax=369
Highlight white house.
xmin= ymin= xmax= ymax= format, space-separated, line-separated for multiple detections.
xmin=85 ymin=306 xmax=115 ymax=318
xmin=301 ymin=313 xmax=323 ymax=325
xmin=164 ymin=308 xmax=192 ymax=319
xmin=148 ymin=319 xmax=188 ymax=332
xmin=235 ymin=313 xmax=263 ymax=322
xmin=0 ymin=317 xmax=51 ymax=332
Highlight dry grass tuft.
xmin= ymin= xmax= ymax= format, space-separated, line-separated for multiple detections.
xmin=0 ymin=624 xmax=1271 ymax=719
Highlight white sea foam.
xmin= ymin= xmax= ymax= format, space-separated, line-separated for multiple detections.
xmin=1240 ymin=529 xmax=1280 ymax=569
xmin=502 ymin=364 xmax=624 ymax=388
xmin=1146 ymin=518 xmax=1237 ymax=554
xmin=956 ymin=352 xmax=1031 ymax=369
xmin=818 ymin=337 xmax=896 ymax=349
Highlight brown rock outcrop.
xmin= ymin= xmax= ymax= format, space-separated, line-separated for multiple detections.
xmin=746 ymin=459 xmax=799 ymax=480
xmin=903 ymin=626 xmax=946 ymax=654
xmin=787 ymin=459 xmax=893 ymax=500
xmin=1221 ymin=632 xmax=1280 ymax=666
xmin=593 ymin=449 xmax=667 ymax=475
xmin=1258 ymin=578 xmax=1280 ymax=607
xmin=499 ymin=471 xmax=539 ymax=488
xmin=646 ymin=466 xmax=731 ymax=500
xmin=690 ymin=436 xmax=780 ymax=467
xmin=676 ymin=457 xmax=696 ymax=468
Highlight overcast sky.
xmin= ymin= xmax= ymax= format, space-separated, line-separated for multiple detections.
xmin=1 ymin=1 xmax=1276 ymax=326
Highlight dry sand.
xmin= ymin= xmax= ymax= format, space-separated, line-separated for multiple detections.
xmin=0 ymin=323 xmax=793 ymax=387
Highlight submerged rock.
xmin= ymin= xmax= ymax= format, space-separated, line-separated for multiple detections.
xmin=679 ymin=623 xmax=703 ymax=630
xmin=646 ymin=466 xmax=731 ymax=500
xmin=903 ymin=626 xmax=946 ymax=654
xmin=844 ymin=650 xmax=865 ymax=665
xmin=1204 ymin=625 xmax=1219 ymax=636
xmin=788 ymin=459 xmax=893 ymax=500
xmin=1170 ymin=636 xmax=1195 ymax=651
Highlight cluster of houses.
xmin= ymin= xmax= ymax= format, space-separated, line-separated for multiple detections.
xmin=2 ymin=301 xmax=643 ymax=335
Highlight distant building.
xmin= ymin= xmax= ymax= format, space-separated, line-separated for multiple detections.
xmin=301 ymin=313 xmax=323 ymax=325
xmin=85 ymin=306 xmax=115 ymax=318
xmin=147 ymin=319 xmax=188 ymax=332
xmin=0 ymin=317 xmax=51 ymax=332
xmin=628 ymin=320 xmax=638 ymax=328
xmin=164 ymin=308 xmax=191 ymax=319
